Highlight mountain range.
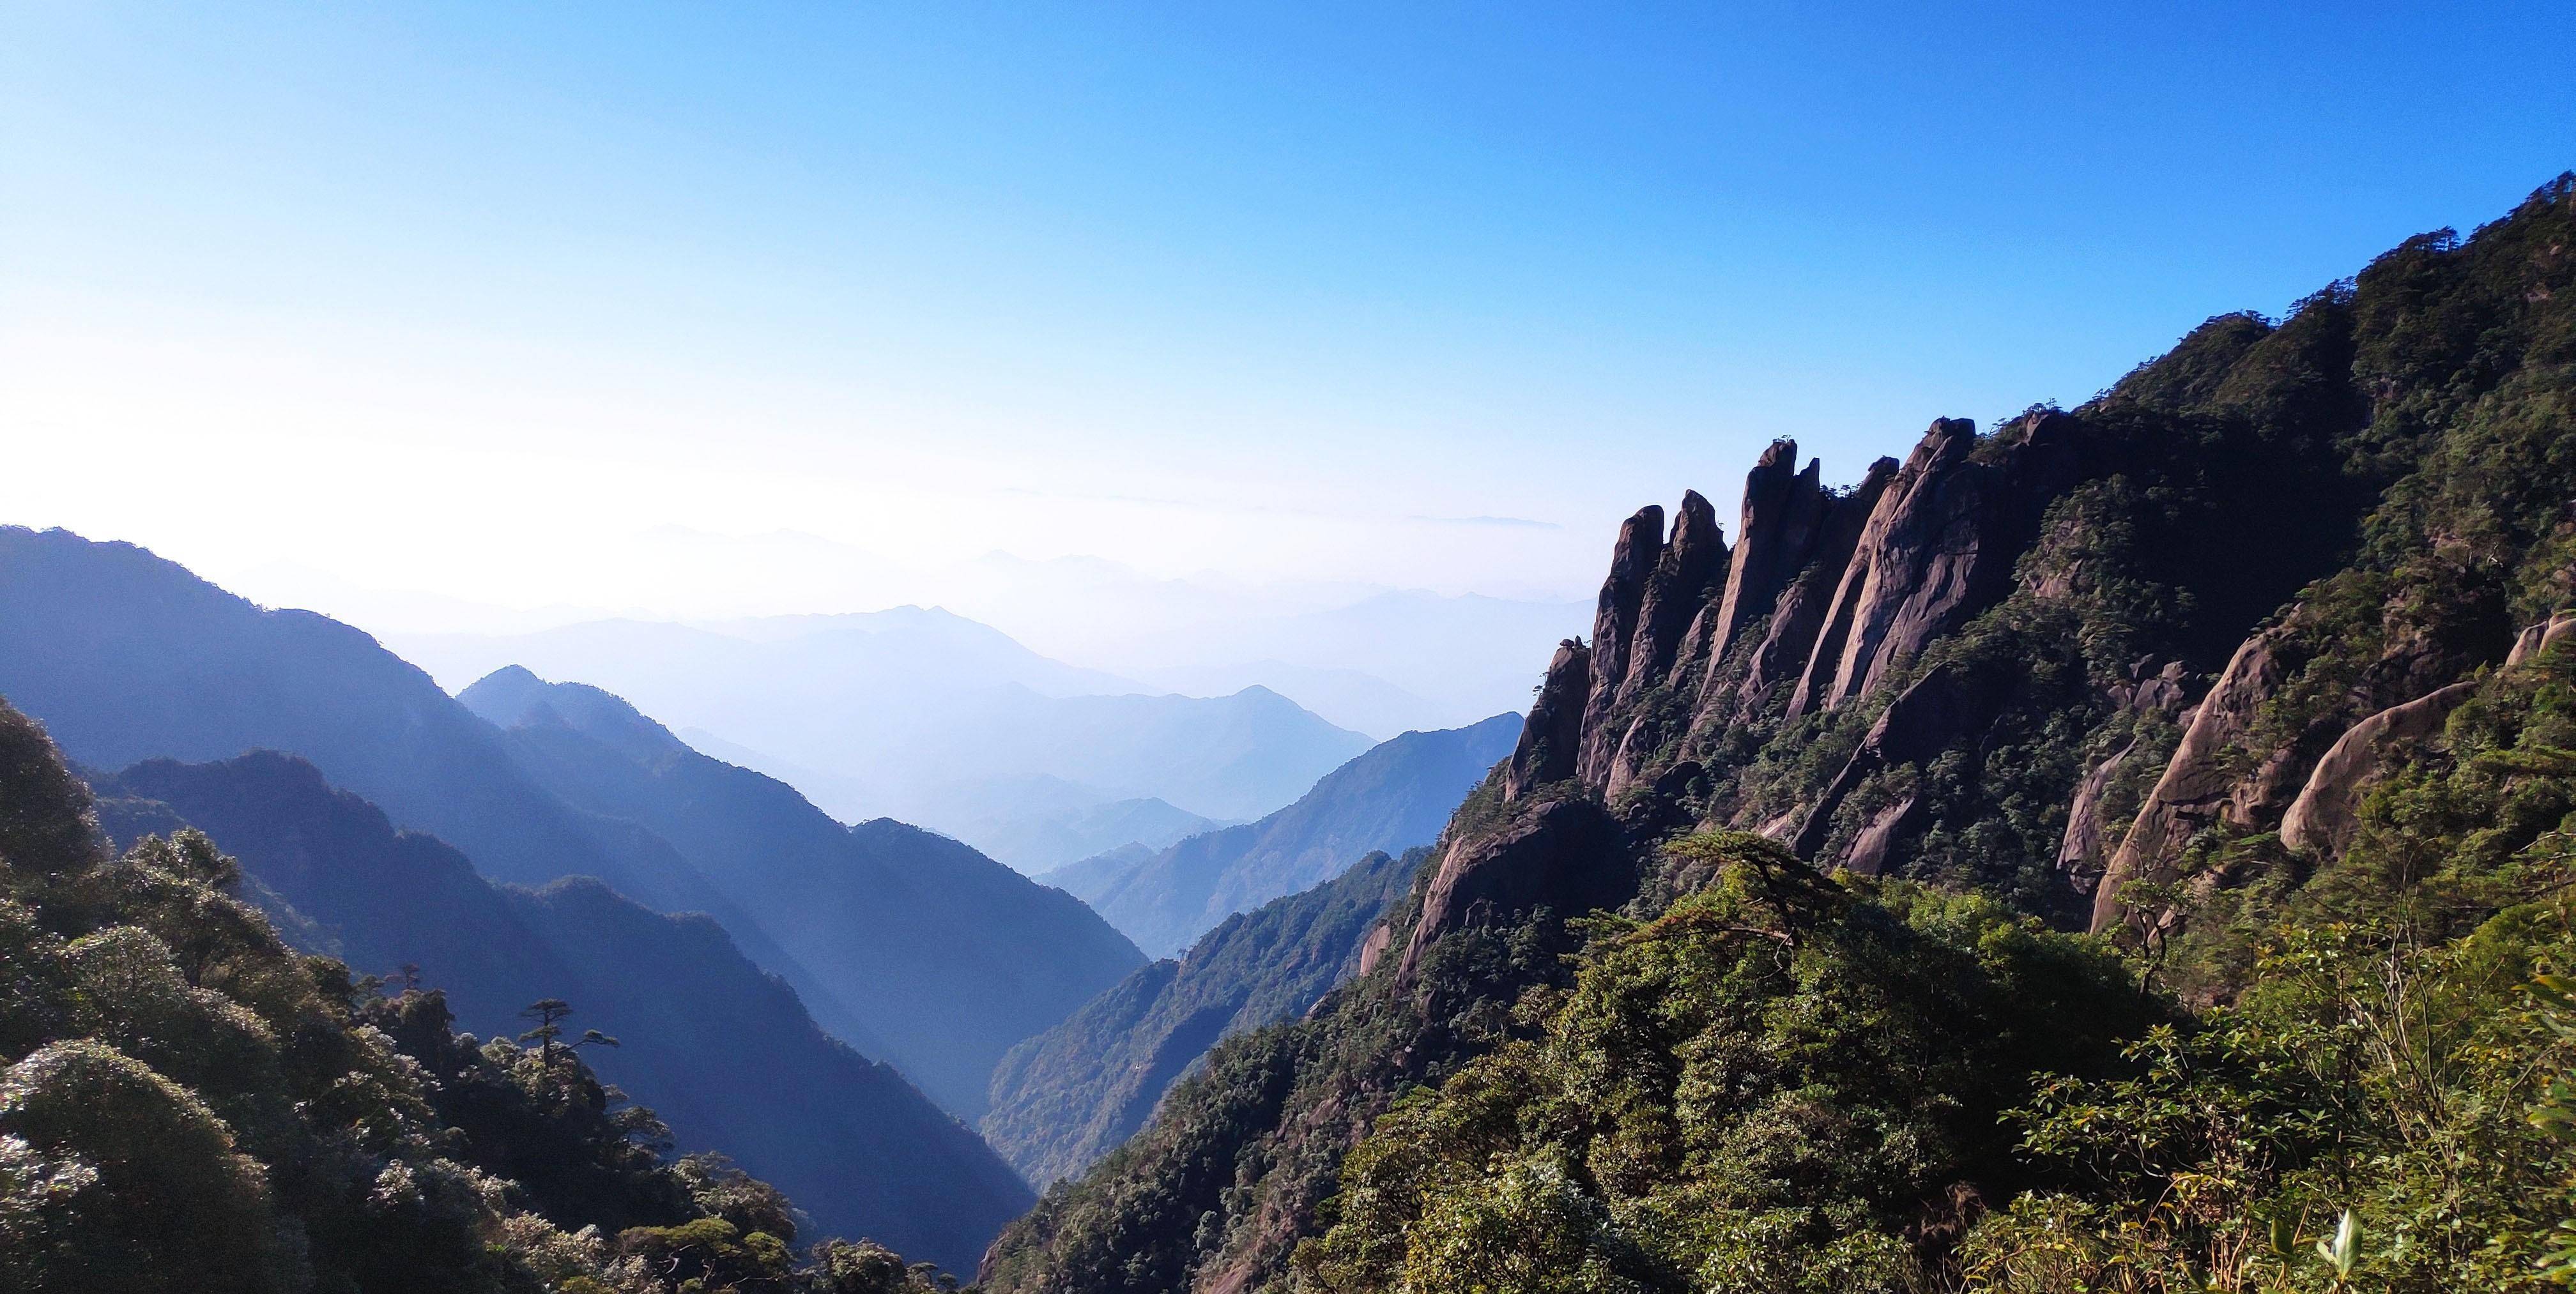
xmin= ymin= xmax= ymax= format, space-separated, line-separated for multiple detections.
xmin=389 ymin=611 xmax=1376 ymax=857
xmin=455 ymin=664 xmax=1146 ymax=1116
xmin=1046 ymin=713 xmax=1521 ymax=955
xmin=0 ymin=527 xmax=1153 ymax=1256
xmin=983 ymin=844 xmax=1426 ymax=1187
xmin=84 ymin=751 xmax=1027 ymax=1272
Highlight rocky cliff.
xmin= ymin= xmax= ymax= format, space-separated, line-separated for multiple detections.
xmin=976 ymin=174 xmax=2576 ymax=1294
xmin=1422 ymin=164 xmax=2574 ymax=955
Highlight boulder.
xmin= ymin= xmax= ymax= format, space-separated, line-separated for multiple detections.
xmin=2507 ymin=609 xmax=2576 ymax=669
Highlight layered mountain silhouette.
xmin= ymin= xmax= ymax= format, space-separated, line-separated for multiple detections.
xmin=900 ymin=777 xmax=1226 ymax=874
xmin=390 ymin=613 xmax=1376 ymax=843
xmin=458 ymin=665 xmax=1146 ymax=1115
xmin=0 ymin=528 xmax=1142 ymax=1122
xmin=1045 ymin=713 xmax=1521 ymax=955
xmin=86 ymin=752 xmax=1027 ymax=1271
xmin=982 ymin=845 xmax=1424 ymax=1186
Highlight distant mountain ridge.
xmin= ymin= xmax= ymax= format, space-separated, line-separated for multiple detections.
xmin=1048 ymin=713 xmax=1521 ymax=955
xmin=981 ymin=846 xmax=1425 ymax=1187
xmin=459 ymin=665 xmax=1147 ymax=1117
xmin=391 ymin=611 xmax=1374 ymax=842
xmin=86 ymin=749 xmax=1031 ymax=1271
xmin=0 ymin=528 xmax=1143 ymax=1123
xmin=896 ymin=776 xmax=1226 ymax=874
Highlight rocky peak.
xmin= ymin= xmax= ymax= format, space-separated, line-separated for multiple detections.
xmin=1503 ymin=638 xmax=1592 ymax=802
xmin=1706 ymin=441 xmax=1833 ymax=666
xmin=1616 ymin=490 xmax=1728 ymax=709
xmin=1714 ymin=455 xmax=1901 ymax=722
xmin=1785 ymin=415 xmax=2078 ymax=719
xmin=1575 ymin=505 xmax=1667 ymax=784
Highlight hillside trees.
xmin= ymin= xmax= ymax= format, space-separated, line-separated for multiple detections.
xmin=0 ymin=694 xmax=954 ymax=1292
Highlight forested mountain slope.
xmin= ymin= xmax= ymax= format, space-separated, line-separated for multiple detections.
xmin=86 ymin=750 xmax=1031 ymax=1271
xmin=983 ymin=845 xmax=1424 ymax=1187
xmin=1052 ymin=714 xmax=1519 ymax=955
xmin=459 ymin=666 xmax=1144 ymax=1118
xmin=0 ymin=698 xmax=959 ymax=1293
xmin=981 ymin=176 xmax=2576 ymax=1294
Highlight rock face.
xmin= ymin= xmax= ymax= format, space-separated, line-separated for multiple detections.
xmin=1790 ymin=413 xmax=2081 ymax=719
xmin=2508 ymin=610 xmax=2576 ymax=668
xmin=2056 ymin=739 xmax=2143 ymax=894
xmin=2088 ymin=627 xmax=2295 ymax=933
xmin=1576 ymin=506 xmax=1666 ymax=785
xmin=1395 ymin=797 xmax=1627 ymax=980
xmin=1476 ymin=415 xmax=2108 ymax=896
xmin=1713 ymin=457 xmax=1899 ymax=723
xmin=2278 ymin=681 xmax=2479 ymax=856
xmin=1707 ymin=441 xmax=1831 ymax=666
xmin=2086 ymin=604 xmax=2575 ymax=936
xmin=1788 ymin=658 xmax=2015 ymax=869
xmin=1504 ymin=640 xmax=1592 ymax=801
xmin=1617 ymin=490 xmax=1728 ymax=708
xmin=2056 ymin=662 xmax=2195 ymax=897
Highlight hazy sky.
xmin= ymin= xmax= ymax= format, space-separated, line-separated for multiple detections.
xmin=6 ymin=2 xmax=2572 ymax=625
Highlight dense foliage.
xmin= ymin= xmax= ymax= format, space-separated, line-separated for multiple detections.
xmin=0 ymin=697 xmax=955 ymax=1293
xmin=1296 ymin=833 xmax=2152 ymax=1293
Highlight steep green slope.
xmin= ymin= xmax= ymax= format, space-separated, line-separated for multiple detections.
xmin=983 ymin=846 xmax=1424 ymax=1187
xmin=1053 ymin=713 xmax=1520 ymax=955
xmin=0 ymin=698 xmax=954 ymax=1293
xmin=979 ymin=175 xmax=2576 ymax=1294
xmin=87 ymin=750 xmax=1034 ymax=1272
xmin=1298 ymin=836 xmax=2154 ymax=1292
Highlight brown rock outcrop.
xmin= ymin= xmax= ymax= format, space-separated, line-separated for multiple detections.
xmin=2057 ymin=737 xmax=2142 ymax=897
xmin=1722 ymin=460 xmax=1896 ymax=706
xmin=1788 ymin=658 xmax=2012 ymax=867
xmin=1717 ymin=457 xmax=1900 ymax=719
xmin=1616 ymin=491 xmax=1728 ymax=708
xmin=1839 ymin=796 xmax=1922 ymax=877
xmin=2507 ymin=609 xmax=2576 ymax=668
xmin=1706 ymin=441 xmax=1831 ymax=665
xmin=1788 ymin=413 xmax=2079 ymax=720
xmin=2057 ymin=662 xmax=2195 ymax=897
xmin=1394 ymin=798 xmax=1628 ymax=981
xmin=2278 ymin=680 xmax=2478 ymax=856
xmin=1504 ymin=639 xmax=1591 ymax=802
xmin=2089 ymin=625 xmax=2295 ymax=934
xmin=1576 ymin=507 xmax=1665 ymax=784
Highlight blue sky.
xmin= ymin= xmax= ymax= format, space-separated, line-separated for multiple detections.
xmin=4 ymin=1 xmax=2571 ymax=630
